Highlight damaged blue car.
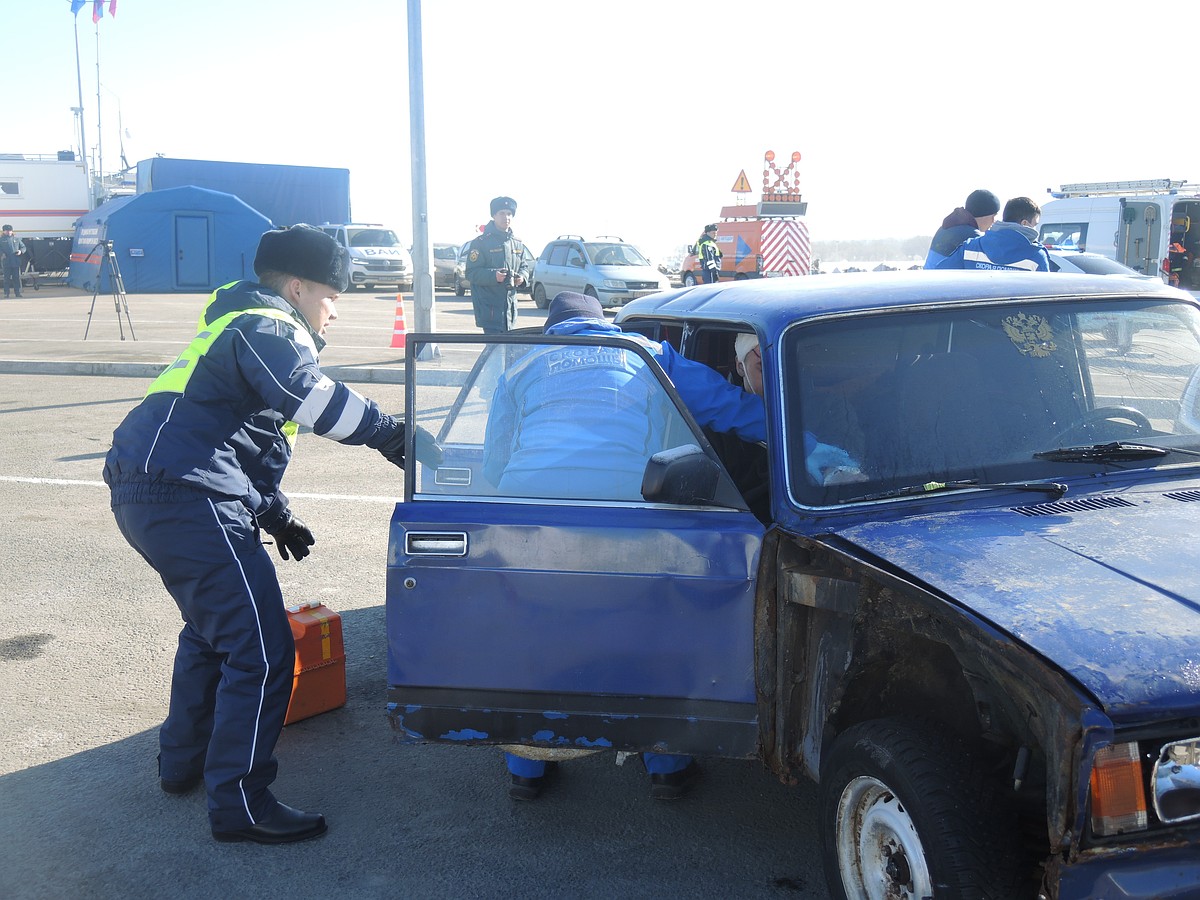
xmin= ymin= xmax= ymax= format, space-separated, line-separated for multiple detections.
xmin=387 ymin=271 xmax=1200 ymax=899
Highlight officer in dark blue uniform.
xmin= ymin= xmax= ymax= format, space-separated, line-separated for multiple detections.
xmin=104 ymin=225 xmax=409 ymax=844
xmin=464 ymin=196 xmax=533 ymax=333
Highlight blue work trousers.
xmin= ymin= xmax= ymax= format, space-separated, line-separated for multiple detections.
xmin=112 ymin=495 xmax=294 ymax=831
xmin=1 ymin=264 xmax=21 ymax=296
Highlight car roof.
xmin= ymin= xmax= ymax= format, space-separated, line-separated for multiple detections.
xmin=615 ymin=270 xmax=1189 ymax=337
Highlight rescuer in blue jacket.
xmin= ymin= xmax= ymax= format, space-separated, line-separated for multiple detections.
xmin=104 ymin=225 xmax=408 ymax=844
xmin=485 ymin=291 xmax=767 ymax=800
xmin=936 ymin=196 xmax=1051 ymax=272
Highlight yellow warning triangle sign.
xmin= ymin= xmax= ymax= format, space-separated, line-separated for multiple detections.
xmin=731 ymin=170 xmax=752 ymax=193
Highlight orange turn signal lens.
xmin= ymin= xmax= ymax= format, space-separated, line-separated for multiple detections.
xmin=1091 ymin=741 xmax=1148 ymax=836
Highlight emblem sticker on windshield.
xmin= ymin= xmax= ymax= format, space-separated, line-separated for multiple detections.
xmin=1002 ymin=313 xmax=1057 ymax=357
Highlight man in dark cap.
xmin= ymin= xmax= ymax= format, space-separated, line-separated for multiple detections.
xmin=695 ymin=223 xmax=723 ymax=284
xmin=103 ymin=224 xmax=411 ymax=845
xmin=0 ymin=224 xmax=27 ymax=298
xmin=484 ymin=290 xmax=768 ymax=801
xmin=464 ymin=196 xmax=533 ymax=333
xmin=923 ymin=189 xmax=1001 ymax=269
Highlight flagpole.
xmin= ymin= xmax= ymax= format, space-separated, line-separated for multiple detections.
xmin=73 ymin=12 xmax=93 ymax=206
xmin=95 ymin=18 xmax=104 ymax=202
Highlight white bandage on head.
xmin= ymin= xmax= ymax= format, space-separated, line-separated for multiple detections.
xmin=734 ymin=332 xmax=759 ymax=365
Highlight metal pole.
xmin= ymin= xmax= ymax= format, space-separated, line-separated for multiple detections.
xmin=407 ymin=0 xmax=438 ymax=356
xmin=94 ymin=22 xmax=103 ymax=204
xmin=73 ymin=16 xmax=92 ymax=205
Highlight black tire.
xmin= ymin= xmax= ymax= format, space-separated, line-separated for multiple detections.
xmin=455 ymin=282 xmax=465 ymax=297
xmin=682 ymin=272 xmax=697 ymax=288
xmin=584 ymin=286 xmax=599 ymax=300
xmin=819 ymin=719 xmax=1024 ymax=900
xmin=533 ymin=283 xmax=548 ymax=309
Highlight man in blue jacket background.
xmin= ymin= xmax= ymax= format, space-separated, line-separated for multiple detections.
xmin=923 ymin=189 xmax=1000 ymax=268
xmin=104 ymin=225 xmax=409 ymax=845
xmin=936 ymin=196 xmax=1051 ymax=272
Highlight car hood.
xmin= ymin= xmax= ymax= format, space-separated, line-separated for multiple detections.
xmin=832 ymin=485 xmax=1200 ymax=720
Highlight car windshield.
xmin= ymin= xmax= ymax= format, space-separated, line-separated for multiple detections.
xmin=348 ymin=228 xmax=401 ymax=248
xmin=433 ymin=246 xmax=457 ymax=260
xmin=584 ymin=242 xmax=650 ymax=267
xmin=782 ymin=298 xmax=1200 ymax=506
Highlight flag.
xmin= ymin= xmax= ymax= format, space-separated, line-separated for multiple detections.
xmin=109 ymin=0 xmax=117 ymax=16
xmin=93 ymin=0 xmax=103 ymax=22
xmin=70 ymin=0 xmax=86 ymax=15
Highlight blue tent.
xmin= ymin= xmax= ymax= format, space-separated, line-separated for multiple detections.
xmin=69 ymin=185 xmax=273 ymax=294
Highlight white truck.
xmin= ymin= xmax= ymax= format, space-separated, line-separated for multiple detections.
xmin=0 ymin=152 xmax=91 ymax=240
xmin=1039 ymin=179 xmax=1200 ymax=290
xmin=0 ymin=152 xmax=91 ymax=282
xmin=318 ymin=223 xmax=414 ymax=292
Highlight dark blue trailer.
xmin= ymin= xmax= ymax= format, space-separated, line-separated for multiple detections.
xmin=136 ymin=157 xmax=351 ymax=229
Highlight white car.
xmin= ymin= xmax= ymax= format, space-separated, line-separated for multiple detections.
xmin=1048 ymin=250 xmax=1159 ymax=280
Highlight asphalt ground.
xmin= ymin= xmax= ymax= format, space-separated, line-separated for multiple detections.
xmin=0 ymin=287 xmax=831 ymax=900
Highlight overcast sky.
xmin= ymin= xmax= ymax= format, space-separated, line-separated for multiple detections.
xmin=9 ymin=0 xmax=1199 ymax=261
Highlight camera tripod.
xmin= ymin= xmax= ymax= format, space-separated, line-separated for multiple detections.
xmin=83 ymin=240 xmax=137 ymax=341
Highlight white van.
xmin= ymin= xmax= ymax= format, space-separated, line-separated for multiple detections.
xmin=319 ymin=223 xmax=414 ymax=292
xmin=1038 ymin=180 xmax=1200 ymax=291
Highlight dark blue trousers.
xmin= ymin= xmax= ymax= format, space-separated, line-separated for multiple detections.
xmin=112 ymin=495 xmax=294 ymax=831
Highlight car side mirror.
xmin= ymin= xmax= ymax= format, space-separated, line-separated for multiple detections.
xmin=641 ymin=444 xmax=720 ymax=505
xmin=687 ymin=244 xmax=696 ymax=254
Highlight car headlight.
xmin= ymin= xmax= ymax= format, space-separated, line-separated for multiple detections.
xmin=1153 ymin=736 xmax=1200 ymax=825
xmin=1090 ymin=736 xmax=1200 ymax=837
xmin=601 ymin=279 xmax=625 ymax=290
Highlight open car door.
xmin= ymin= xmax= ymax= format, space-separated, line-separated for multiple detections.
xmin=386 ymin=332 xmax=765 ymax=758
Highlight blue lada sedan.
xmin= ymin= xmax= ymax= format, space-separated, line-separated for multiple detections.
xmin=387 ymin=271 xmax=1200 ymax=899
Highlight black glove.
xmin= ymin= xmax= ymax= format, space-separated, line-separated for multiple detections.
xmin=267 ymin=510 xmax=314 ymax=562
xmin=377 ymin=421 xmax=408 ymax=470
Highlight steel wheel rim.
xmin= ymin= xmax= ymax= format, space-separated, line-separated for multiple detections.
xmin=835 ymin=775 xmax=933 ymax=900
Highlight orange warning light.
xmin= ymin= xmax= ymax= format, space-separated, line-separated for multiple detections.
xmin=765 ymin=150 xmax=775 ymax=162
xmin=791 ymin=151 xmax=801 ymax=163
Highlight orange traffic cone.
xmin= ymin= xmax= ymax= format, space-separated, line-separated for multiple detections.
xmin=390 ymin=294 xmax=407 ymax=350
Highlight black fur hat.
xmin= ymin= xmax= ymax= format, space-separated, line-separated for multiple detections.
xmin=254 ymin=224 xmax=350 ymax=292
xmin=490 ymin=196 xmax=517 ymax=216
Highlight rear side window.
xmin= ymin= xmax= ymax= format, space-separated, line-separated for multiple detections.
xmin=1041 ymin=223 xmax=1088 ymax=251
xmin=547 ymin=244 xmax=568 ymax=266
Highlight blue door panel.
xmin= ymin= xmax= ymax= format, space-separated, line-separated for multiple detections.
xmin=387 ymin=499 xmax=763 ymax=751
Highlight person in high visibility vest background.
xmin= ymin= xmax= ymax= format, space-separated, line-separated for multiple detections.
xmin=696 ymin=223 xmax=723 ymax=284
xmin=103 ymin=225 xmax=410 ymax=845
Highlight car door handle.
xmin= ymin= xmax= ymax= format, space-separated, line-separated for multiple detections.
xmin=405 ymin=532 xmax=468 ymax=557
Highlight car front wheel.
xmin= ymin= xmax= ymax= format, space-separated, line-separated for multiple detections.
xmin=819 ymin=719 xmax=1023 ymax=900
xmin=682 ymin=272 xmax=697 ymax=287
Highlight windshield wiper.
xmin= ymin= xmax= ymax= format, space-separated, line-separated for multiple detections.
xmin=853 ymin=479 xmax=1068 ymax=503
xmin=1033 ymin=442 xmax=1170 ymax=463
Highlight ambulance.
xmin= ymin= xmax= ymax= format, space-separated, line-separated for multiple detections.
xmin=1038 ymin=179 xmax=1200 ymax=291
